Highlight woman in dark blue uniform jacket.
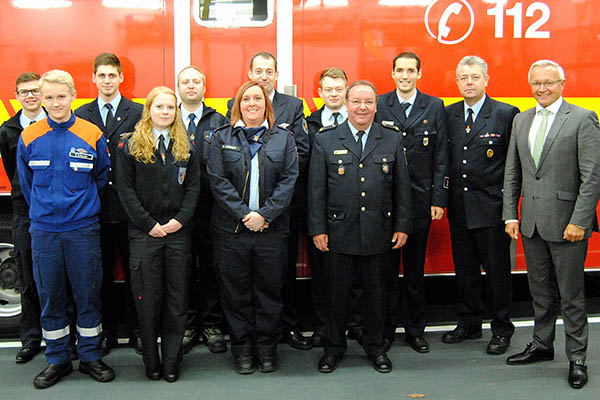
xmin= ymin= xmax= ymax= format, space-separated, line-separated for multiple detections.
xmin=208 ymin=81 xmax=298 ymax=374
xmin=115 ymin=87 xmax=200 ymax=382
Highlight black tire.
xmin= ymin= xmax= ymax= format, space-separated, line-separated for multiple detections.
xmin=0 ymin=213 xmax=20 ymax=338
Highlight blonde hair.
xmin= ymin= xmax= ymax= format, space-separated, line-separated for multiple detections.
xmin=40 ymin=69 xmax=75 ymax=94
xmin=127 ymin=86 xmax=190 ymax=164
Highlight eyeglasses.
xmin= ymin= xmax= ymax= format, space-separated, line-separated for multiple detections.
xmin=17 ymin=89 xmax=41 ymax=97
xmin=530 ymin=80 xmax=562 ymax=89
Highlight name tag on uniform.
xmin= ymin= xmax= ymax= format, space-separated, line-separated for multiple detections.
xmin=28 ymin=160 xmax=50 ymax=167
xmin=222 ymin=145 xmax=240 ymax=151
xmin=69 ymin=162 xmax=93 ymax=172
xmin=69 ymin=147 xmax=94 ymax=160
xmin=333 ymin=149 xmax=348 ymax=155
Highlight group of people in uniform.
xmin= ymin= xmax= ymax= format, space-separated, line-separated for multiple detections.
xmin=1 ymin=50 xmax=598 ymax=390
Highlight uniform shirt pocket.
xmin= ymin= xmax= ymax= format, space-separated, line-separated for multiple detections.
xmin=66 ymin=161 xmax=94 ymax=190
xmin=28 ymin=160 xmax=52 ymax=187
xmin=414 ymin=129 xmax=437 ymax=152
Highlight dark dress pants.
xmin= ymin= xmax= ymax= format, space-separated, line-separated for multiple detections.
xmin=13 ymin=214 xmax=41 ymax=349
xmin=522 ymin=229 xmax=588 ymax=361
xmin=311 ymin=245 xmax=363 ymax=336
xmin=100 ymin=221 xmax=138 ymax=338
xmin=213 ymin=227 xmax=287 ymax=358
xmin=187 ymin=214 xmax=224 ymax=330
xmin=387 ymin=217 xmax=431 ymax=339
xmin=281 ymin=201 xmax=302 ymax=330
xmin=325 ymin=252 xmax=389 ymax=357
xmin=449 ymin=223 xmax=514 ymax=337
xmin=129 ymin=227 xmax=191 ymax=372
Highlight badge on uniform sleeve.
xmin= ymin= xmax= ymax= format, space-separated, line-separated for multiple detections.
xmin=423 ymin=137 xmax=429 ymax=146
xmin=178 ymin=167 xmax=187 ymax=184
xmin=487 ymin=149 xmax=494 ymax=158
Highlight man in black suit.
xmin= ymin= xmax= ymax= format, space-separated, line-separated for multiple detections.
xmin=227 ymin=51 xmax=311 ymax=350
xmin=503 ymin=60 xmax=600 ymax=389
xmin=75 ymin=53 xmax=143 ymax=355
xmin=308 ymin=80 xmax=411 ymax=373
xmin=443 ymin=56 xmax=518 ymax=354
xmin=375 ymin=52 xmax=448 ymax=353
xmin=0 ymin=72 xmax=46 ymax=364
xmin=306 ymin=67 xmax=356 ymax=347
xmin=176 ymin=66 xmax=227 ymax=355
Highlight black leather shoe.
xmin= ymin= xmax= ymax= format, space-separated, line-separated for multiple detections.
xmin=145 ymin=368 xmax=161 ymax=380
xmin=487 ymin=335 xmax=510 ymax=355
xmin=203 ymin=327 xmax=227 ymax=354
xmin=506 ymin=342 xmax=554 ymax=365
xmin=79 ymin=360 xmax=115 ymax=382
xmin=283 ymin=330 xmax=312 ymax=350
xmin=129 ymin=335 xmax=143 ymax=355
xmin=568 ymin=360 xmax=588 ymax=389
xmin=164 ymin=371 xmax=179 ymax=383
xmin=347 ymin=326 xmax=364 ymax=344
xmin=101 ymin=335 xmax=118 ymax=356
xmin=406 ymin=335 xmax=429 ymax=353
xmin=258 ymin=356 xmax=277 ymax=373
xmin=311 ymin=332 xmax=325 ymax=347
xmin=181 ymin=329 xmax=200 ymax=355
xmin=369 ymin=354 xmax=392 ymax=373
xmin=234 ymin=355 xmax=255 ymax=374
xmin=442 ymin=327 xmax=482 ymax=344
xmin=318 ymin=354 xmax=342 ymax=373
xmin=16 ymin=346 xmax=41 ymax=364
xmin=33 ymin=363 xmax=73 ymax=389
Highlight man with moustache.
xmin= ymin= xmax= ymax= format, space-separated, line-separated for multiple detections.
xmin=309 ymin=80 xmax=411 ymax=373
xmin=176 ymin=66 xmax=227 ymax=354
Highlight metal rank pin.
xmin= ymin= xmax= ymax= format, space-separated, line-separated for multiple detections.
xmin=337 ymin=159 xmax=345 ymax=175
xmin=381 ymin=157 xmax=389 ymax=173
xmin=487 ymin=148 xmax=494 ymax=158
xmin=465 ymin=125 xmax=471 ymax=134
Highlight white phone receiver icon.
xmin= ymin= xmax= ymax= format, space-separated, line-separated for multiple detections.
xmin=438 ymin=2 xmax=463 ymax=39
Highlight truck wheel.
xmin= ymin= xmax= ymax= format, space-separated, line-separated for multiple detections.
xmin=0 ymin=214 xmax=20 ymax=338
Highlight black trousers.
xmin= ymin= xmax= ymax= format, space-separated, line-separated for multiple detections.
xmin=187 ymin=216 xmax=224 ymax=330
xmin=387 ymin=217 xmax=431 ymax=338
xmin=13 ymin=214 xmax=41 ymax=348
xmin=449 ymin=223 xmax=514 ymax=337
xmin=281 ymin=204 xmax=301 ymax=330
xmin=310 ymin=244 xmax=362 ymax=335
xmin=100 ymin=221 xmax=138 ymax=337
xmin=128 ymin=227 xmax=191 ymax=372
xmin=213 ymin=227 xmax=287 ymax=358
xmin=325 ymin=252 xmax=389 ymax=357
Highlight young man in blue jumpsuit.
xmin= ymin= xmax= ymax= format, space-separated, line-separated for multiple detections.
xmin=17 ymin=70 xmax=113 ymax=389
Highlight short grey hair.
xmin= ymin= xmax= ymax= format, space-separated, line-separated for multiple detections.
xmin=528 ymin=60 xmax=565 ymax=82
xmin=456 ymin=55 xmax=488 ymax=78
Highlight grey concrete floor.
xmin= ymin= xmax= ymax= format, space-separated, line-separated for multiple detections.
xmin=2 ymin=320 xmax=600 ymax=400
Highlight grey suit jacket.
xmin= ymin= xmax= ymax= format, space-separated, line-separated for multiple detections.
xmin=502 ymin=100 xmax=600 ymax=241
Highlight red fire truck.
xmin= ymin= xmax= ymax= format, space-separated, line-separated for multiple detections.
xmin=1 ymin=0 xmax=599 ymax=334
